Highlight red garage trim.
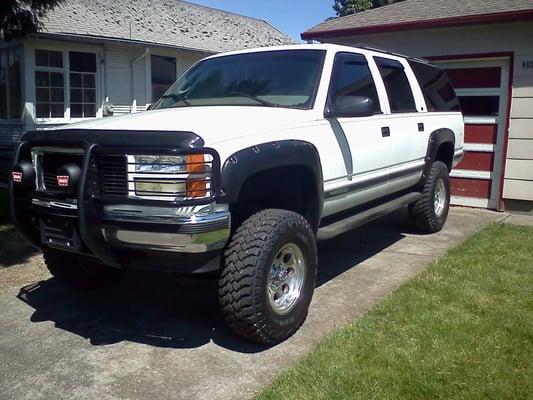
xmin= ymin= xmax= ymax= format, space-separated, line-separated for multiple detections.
xmin=465 ymin=124 xmax=498 ymax=144
xmin=456 ymin=152 xmax=495 ymax=171
xmin=428 ymin=51 xmax=514 ymax=211
xmin=451 ymin=178 xmax=492 ymax=199
xmin=445 ymin=67 xmax=501 ymax=89
xmin=301 ymin=10 xmax=533 ymax=40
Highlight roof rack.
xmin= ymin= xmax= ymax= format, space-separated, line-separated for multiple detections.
xmin=352 ymin=43 xmax=434 ymax=65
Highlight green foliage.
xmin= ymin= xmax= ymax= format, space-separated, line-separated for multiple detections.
xmin=258 ymin=223 xmax=533 ymax=400
xmin=332 ymin=0 xmax=406 ymax=17
xmin=0 ymin=0 xmax=64 ymax=41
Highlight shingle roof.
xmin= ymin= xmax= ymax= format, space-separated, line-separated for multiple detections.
xmin=40 ymin=0 xmax=294 ymax=53
xmin=303 ymin=0 xmax=533 ymax=39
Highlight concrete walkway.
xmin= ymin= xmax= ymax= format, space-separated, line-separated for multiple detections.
xmin=0 ymin=208 xmax=505 ymax=400
xmin=501 ymin=212 xmax=533 ymax=227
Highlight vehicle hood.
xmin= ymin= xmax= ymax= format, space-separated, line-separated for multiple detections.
xmin=50 ymin=107 xmax=319 ymax=146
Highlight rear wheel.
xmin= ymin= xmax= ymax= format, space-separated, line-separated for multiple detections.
xmin=409 ymin=161 xmax=451 ymax=233
xmin=218 ymin=209 xmax=317 ymax=344
xmin=44 ymin=250 xmax=123 ymax=290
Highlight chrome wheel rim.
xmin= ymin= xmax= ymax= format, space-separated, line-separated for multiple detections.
xmin=267 ymin=243 xmax=306 ymax=315
xmin=434 ymin=179 xmax=447 ymax=217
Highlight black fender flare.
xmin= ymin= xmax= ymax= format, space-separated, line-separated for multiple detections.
xmin=422 ymin=128 xmax=455 ymax=178
xmin=219 ymin=140 xmax=324 ymax=227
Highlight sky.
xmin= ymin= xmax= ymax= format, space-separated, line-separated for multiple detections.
xmin=187 ymin=0 xmax=335 ymax=42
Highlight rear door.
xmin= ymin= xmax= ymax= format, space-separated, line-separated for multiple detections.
xmin=372 ymin=56 xmax=427 ymax=192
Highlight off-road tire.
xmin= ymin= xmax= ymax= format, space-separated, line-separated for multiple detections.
xmin=218 ymin=209 xmax=317 ymax=344
xmin=409 ymin=160 xmax=451 ymax=233
xmin=44 ymin=250 xmax=123 ymax=290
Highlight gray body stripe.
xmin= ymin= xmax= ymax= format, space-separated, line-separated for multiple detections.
xmin=324 ymin=157 xmax=426 ymax=184
xmin=328 ymin=119 xmax=353 ymax=180
xmin=324 ymin=164 xmax=423 ymax=199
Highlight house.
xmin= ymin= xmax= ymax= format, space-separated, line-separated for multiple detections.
xmin=0 ymin=0 xmax=293 ymax=184
xmin=302 ymin=0 xmax=533 ymax=212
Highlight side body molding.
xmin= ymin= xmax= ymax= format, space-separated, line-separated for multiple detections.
xmin=219 ymin=140 xmax=324 ymax=226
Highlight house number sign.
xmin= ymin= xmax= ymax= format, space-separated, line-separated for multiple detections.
xmin=523 ymin=61 xmax=533 ymax=69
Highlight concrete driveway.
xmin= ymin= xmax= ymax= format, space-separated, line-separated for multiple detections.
xmin=0 ymin=208 xmax=504 ymax=400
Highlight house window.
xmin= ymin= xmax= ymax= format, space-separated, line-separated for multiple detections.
xmin=35 ymin=50 xmax=65 ymax=118
xmin=0 ymin=48 xmax=23 ymax=120
xmin=69 ymin=52 xmax=97 ymax=118
xmin=34 ymin=49 xmax=98 ymax=119
xmin=151 ymin=55 xmax=176 ymax=102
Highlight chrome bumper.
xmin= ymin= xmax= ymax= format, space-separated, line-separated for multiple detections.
xmin=101 ymin=208 xmax=231 ymax=253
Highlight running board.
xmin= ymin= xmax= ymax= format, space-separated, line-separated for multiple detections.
xmin=317 ymin=192 xmax=423 ymax=241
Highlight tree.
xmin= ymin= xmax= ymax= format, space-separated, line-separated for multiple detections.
xmin=0 ymin=0 xmax=64 ymax=41
xmin=332 ymin=0 xmax=406 ymax=17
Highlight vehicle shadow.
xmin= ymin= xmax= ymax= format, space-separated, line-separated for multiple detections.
xmin=0 ymin=225 xmax=40 ymax=268
xmin=16 ymin=209 xmax=413 ymax=353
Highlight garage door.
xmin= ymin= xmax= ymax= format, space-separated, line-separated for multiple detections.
xmin=435 ymin=58 xmax=510 ymax=210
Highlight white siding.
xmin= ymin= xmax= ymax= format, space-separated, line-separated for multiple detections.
xmin=510 ymin=97 xmax=533 ymax=118
xmin=510 ymin=119 xmax=533 ymax=139
xmin=105 ymin=44 xmax=142 ymax=113
xmin=503 ymin=179 xmax=533 ymax=201
xmin=507 ymin=139 xmax=533 ymax=159
xmin=505 ymin=159 xmax=533 ymax=180
xmin=325 ymin=20 xmax=533 ymax=203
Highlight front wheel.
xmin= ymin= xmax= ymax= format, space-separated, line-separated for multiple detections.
xmin=218 ymin=209 xmax=317 ymax=344
xmin=409 ymin=161 xmax=451 ymax=233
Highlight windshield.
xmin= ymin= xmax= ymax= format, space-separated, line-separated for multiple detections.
xmin=152 ymin=50 xmax=326 ymax=110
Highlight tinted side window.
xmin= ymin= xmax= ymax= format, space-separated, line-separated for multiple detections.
xmin=329 ymin=52 xmax=381 ymax=114
xmin=375 ymin=57 xmax=417 ymax=113
xmin=409 ymin=61 xmax=461 ymax=112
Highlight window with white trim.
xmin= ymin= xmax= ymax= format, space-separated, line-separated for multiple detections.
xmin=69 ymin=51 xmax=96 ymax=118
xmin=35 ymin=49 xmax=65 ymax=118
xmin=34 ymin=49 xmax=97 ymax=119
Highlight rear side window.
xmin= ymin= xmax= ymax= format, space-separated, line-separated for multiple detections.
xmin=329 ymin=52 xmax=381 ymax=114
xmin=409 ymin=61 xmax=461 ymax=112
xmin=374 ymin=57 xmax=417 ymax=113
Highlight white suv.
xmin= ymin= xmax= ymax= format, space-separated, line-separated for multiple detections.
xmin=10 ymin=44 xmax=464 ymax=344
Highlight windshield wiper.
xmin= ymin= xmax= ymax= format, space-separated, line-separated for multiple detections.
xmin=228 ymin=91 xmax=279 ymax=108
xmin=160 ymin=92 xmax=191 ymax=106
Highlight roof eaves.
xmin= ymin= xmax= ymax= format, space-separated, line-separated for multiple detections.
xmin=302 ymin=9 xmax=533 ymax=40
xmin=34 ymin=32 xmax=218 ymax=54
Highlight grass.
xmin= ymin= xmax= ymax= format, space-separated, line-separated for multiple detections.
xmin=257 ymin=223 xmax=533 ymax=400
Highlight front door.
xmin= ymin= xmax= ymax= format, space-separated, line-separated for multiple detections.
xmin=323 ymin=52 xmax=392 ymax=214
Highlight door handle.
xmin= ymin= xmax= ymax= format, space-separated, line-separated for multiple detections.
xmin=418 ymin=123 xmax=425 ymax=132
xmin=381 ymin=127 xmax=390 ymax=137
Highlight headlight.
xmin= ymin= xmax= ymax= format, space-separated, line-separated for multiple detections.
xmin=134 ymin=179 xmax=186 ymax=196
xmin=133 ymin=155 xmax=187 ymax=173
xmin=127 ymin=153 xmax=210 ymax=200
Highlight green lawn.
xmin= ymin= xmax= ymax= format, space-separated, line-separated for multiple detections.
xmin=257 ymin=223 xmax=533 ymax=400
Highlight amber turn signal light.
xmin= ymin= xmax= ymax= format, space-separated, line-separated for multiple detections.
xmin=186 ymin=154 xmax=207 ymax=197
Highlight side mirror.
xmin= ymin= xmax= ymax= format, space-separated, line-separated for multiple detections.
xmin=325 ymin=96 xmax=375 ymax=118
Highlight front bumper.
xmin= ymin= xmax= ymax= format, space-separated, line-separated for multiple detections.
xmin=101 ymin=207 xmax=230 ymax=253
xmin=10 ymin=130 xmax=228 ymax=273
